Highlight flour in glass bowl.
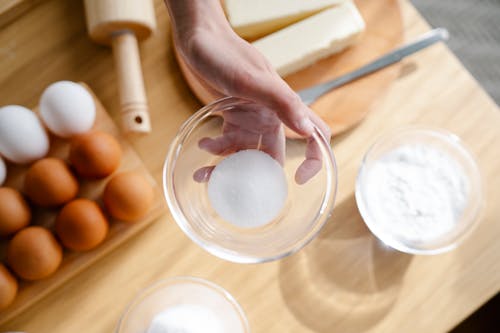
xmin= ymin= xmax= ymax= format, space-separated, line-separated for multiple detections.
xmin=147 ymin=304 xmax=223 ymax=333
xmin=363 ymin=144 xmax=469 ymax=244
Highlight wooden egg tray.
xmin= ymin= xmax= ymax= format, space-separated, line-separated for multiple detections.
xmin=0 ymin=83 xmax=165 ymax=324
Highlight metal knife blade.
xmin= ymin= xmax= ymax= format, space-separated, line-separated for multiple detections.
xmin=297 ymin=27 xmax=449 ymax=105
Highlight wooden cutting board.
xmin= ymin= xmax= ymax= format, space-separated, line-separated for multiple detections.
xmin=0 ymin=83 xmax=165 ymax=324
xmin=0 ymin=0 xmax=41 ymax=28
xmin=176 ymin=0 xmax=404 ymax=137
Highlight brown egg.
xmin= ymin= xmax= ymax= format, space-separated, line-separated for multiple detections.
xmin=0 ymin=264 xmax=18 ymax=310
xmin=24 ymin=157 xmax=79 ymax=207
xmin=0 ymin=187 xmax=31 ymax=237
xmin=103 ymin=171 xmax=154 ymax=222
xmin=69 ymin=131 xmax=122 ymax=179
xmin=7 ymin=226 xmax=63 ymax=281
xmin=55 ymin=199 xmax=109 ymax=251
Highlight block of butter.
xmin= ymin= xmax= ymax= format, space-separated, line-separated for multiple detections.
xmin=252 ymin=1 xmax=365 ymax=77
xmin=224 ymin=0 xmax=346 ymax=39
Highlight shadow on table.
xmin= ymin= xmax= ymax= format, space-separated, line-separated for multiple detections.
xmin=279 ymin=194 xmax=414 ymax=333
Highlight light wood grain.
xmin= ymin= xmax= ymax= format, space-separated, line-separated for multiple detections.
xmin=111 ymin=32 xmax=152 ymax=133
xmin=0 ymin=0 xmax=40 ymax=28
xmin=0 ymin=0 xmax=499 ymax=332
xmin=0 ymin=84 xmax=165 ymax=324
xmin=177 ymin=0 xmax=404 ymax=138
xmin=83 ymin=0 xmax=156 ymax=45
xmin=83 ymin=0 xmax=156 ymax=133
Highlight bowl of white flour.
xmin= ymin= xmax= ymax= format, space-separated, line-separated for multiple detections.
xmin=355 ymin=127 xmax=483 ymax=254
xmin=116 ymin=277 xmax=249 ymax=333
xmin=163 ymin=97 xmax=337 ymax=263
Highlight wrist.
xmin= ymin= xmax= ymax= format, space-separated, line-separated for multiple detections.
xmin=164 ymin=0 xmax=229 ymax=40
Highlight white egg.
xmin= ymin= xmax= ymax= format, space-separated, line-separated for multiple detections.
xmin=208 ymin=149 xmax=288 ymax=228
xmin=40 ymin=81 xmax=96 ymax=138
xmin=0 ymin=105 xmax=49 ymax=164
xmin=0 ymin=156 xmax=6 ymax=185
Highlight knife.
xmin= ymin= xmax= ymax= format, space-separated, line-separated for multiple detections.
xmin=297 ymin=27 xmax=450 ymax=105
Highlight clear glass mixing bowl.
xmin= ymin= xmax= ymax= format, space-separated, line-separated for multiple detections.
xmin=355 ymin=127 xmax=483 ymax=255
xmin=163 ymin=97 xmax=337 ymax=263
xmin=116 ymin=276 xmax=249 ymax=333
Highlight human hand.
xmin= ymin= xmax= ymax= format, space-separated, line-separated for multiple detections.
xmin=193 ymin=103 xmax=285 ymax=182
xmin=165 ymin=0 xmax=331 ymax=184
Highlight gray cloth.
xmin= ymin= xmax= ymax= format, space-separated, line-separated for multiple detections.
xmin=412 ymin=0 xmax=500 ymax=105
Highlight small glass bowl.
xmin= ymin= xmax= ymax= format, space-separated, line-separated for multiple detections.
xmin=355 ymin=127 xmax=483 ymax=255
xmin=163 ymin=97 xmax=337 ymax=263
xmin=116 ymin=277 xmax=250 ymax=333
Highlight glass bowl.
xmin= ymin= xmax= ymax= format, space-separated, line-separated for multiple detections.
xmin=163 ymin=97 xmax=337 ymax=263
xmin=116 ymin=276 xmax=249 ymax=333
xmin=355 ymin=127 xmax=483 ymax=255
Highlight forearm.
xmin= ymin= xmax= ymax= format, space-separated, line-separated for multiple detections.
xmin=164 ymin=0 xmax=229 ymax=40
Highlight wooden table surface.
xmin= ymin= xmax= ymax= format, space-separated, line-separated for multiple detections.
xmin=1 ymin=0 xmax=499 ymax=332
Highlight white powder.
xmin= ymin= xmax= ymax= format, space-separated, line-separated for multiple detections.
xmin=147 ymin=304 xmax=223 ymax=333
xmin=208 ymin=149 xmax=288 ymax=228
xmin=363 ymin=144 xmax=469 ymax=244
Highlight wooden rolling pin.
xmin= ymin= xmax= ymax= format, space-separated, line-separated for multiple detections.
xmin=83 ymin=0 xmax=156 ymax=133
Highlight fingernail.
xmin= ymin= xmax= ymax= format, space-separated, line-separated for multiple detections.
xmin=198 ymin=137 xmax=211 ymax=150
xmin=298 ymin=118 xmax=315 ymax=135
xmin=193 ymin=167 xmax=213 ymax=183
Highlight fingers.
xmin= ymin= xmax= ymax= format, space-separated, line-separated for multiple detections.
xmin=214 ymin=46 xmax=316 ymax=138
xmin=275 ymin=98 xmax=316 ymax=138
xmin=233 ymin=74 xmax=316 ymax=138
xmin=199 ymin=136 xmax=233 ymax=155
xmin=232 ymin=67 xmax=331 ymax=184
xmin=295 ymin=113 xmax=331 ymax=184
xmin=295 ymin=137 xmax=323 ymax=184
xmin=179 ymin=25 xmax=318 ymax=138
xmin=307 ymin=108 xmax=332 ymax=141
xmin=193 ymin=166 xmax=214 ymax=183
xmin=248 ymin=77 xmax=316 ymax=137
xmin=296 ymin=159 xmax=322 ymax=185
xmin=260 ymin=127 xmax=286 ymax=165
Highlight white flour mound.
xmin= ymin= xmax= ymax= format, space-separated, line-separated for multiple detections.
xmin=147 ymin=304 xmax=223 ymax=333
xmin=364 ymin=144 xmax=469 ymax=244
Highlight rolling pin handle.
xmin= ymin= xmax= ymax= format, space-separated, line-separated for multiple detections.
xmin=111 ymin=30 xmax=151 ymax=133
